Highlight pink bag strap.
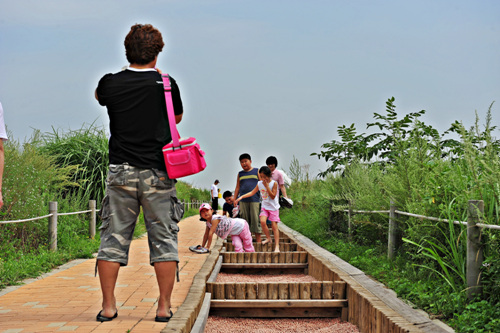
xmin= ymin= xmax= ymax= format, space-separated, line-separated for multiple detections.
xmin=162 ymin=74 xmax=181 ymax=148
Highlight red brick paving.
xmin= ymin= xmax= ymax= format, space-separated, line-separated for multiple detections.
xmin=0 ymin=215 xmax=212 ymax=333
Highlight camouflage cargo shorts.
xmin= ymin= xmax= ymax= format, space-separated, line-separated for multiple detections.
xmin=97 ymin=163 xmax=184 ymax=266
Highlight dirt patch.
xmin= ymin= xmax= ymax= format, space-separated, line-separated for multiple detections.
xmin=205 ymin=317 xmax=360 ymax=332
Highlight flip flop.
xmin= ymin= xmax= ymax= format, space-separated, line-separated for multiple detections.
xmin=189 ymin=245 xmax=202 ymax=252
xmin=155 ymin=309 xmax=174 ymax=322
xmin=194 ymin=246 xmax=209 ymax=254
xmin=96 ymin=310 xmax=118 ymax=322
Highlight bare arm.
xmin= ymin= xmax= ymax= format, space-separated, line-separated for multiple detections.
xmin=233 ymin=174 xmax=241 ymax=200
xmin=201 ymin=226 xmax=210 ymax=248
xmin=264 ymin=181 xmax=278 ymax=200
xmin=206 ymin=219 xmax=220 ymax=249
xmin=234 ymin=184 xmax=259 ymax=205
xmin=175 ymin=114 xmax=183 ymax=124
xmin=280 ymin=184 xmax=288 ymax=198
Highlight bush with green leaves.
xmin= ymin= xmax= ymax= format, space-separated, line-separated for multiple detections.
xmin=288 ymin=98 xmax=500 ymax=332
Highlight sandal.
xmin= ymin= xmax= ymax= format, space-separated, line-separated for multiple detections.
xmin=96 ymin=310 xmax=118 ymax=322
xmin=155 ymin=309 xmax=174 ymax=322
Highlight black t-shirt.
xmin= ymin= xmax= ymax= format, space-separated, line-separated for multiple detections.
xmin=96 ymin=69 xmax=183 ymax=171
xmin=223 ymin=202 xmax=239 ymax=217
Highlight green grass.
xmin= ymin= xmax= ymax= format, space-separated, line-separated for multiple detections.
xmin=1 ymin=126 xmax=209 ymax=290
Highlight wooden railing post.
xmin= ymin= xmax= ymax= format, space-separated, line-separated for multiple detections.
xmin=89 ymin=200 xmax=96 ymax=239
xmin=388 ymin=200 xmax=398 ymax=260
xmin=49 ymin=201 xmax=58 ymax=251
xmin=467 ymin=200 xmax=484 ymax=299
xmin=347 ymin=200 xmax=353 ymax=240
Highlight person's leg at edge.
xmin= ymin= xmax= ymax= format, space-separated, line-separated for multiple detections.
xmin=232 ymin=235 xmax=244 ymax=253
xmin=97 ymin=260 xmax=121 ymax=318
xmin=251 ymin=202 xmax=262 ymax=243
xmin=154 ymin=261 xmax=177 ymax=318
xmin=259 ymin=215 xmax=271 ymax=245
xmin=241 ymin=224 xmax=255 ymax=252
xmin=271 ymin=221 xmax=280 ymax=252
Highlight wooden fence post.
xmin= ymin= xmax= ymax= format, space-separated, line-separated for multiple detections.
xmin=49 ymin=201 xmax=58 ymax=251
xmin=347 ymin=200 xmax=352 ymax=240
xmin=89 ymin=200 xmax=96 ymax=239
xmin=467 ymin=200 xmax=483 ymax=299
xmin=388 ymin=200 xmax=397 ymax=260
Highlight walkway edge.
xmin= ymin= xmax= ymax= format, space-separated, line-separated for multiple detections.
xmin=161 ymin=237 xmax=224 ymax=333
xmin=279 ymin=224 xmax=455 ymax=333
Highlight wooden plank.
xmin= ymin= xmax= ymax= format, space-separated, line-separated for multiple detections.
xmin=213 ymin=282 xmax=225 ymax=300
xmin=246 ymin=282 xmax=257 ymax=299
xmin=311 ymin=281 xmax=322 ymax=299
xmin=237 ymin=252 xmax=244 ymax=263
xmin=210 ymin=299 xmax=348 ymax=308
xmin=225 ymin=283 xmax=236 ymax=299
xmin=207 ymin=256 xmax=223 ymax=283
xmin=289 ymin=282 xmax=300 ymax=299
xmin=250 ymin=252 xmax=258 ymax=263
xmin=278 ymin=283 xmax=289 ymax=300
xmin=268 ymin=282 xmax=279 ymax=300
xmin=322 ymin=281 xmax=333 ymax=299
xmin=235 ymin=282 xmax=246 ymax=299
xmin=299 ymin=282 xmax=311 ymax=299
xmin=333 ymin=281 xmax=346 ymax=299
xmin=209 ymin=307 xmax=342 ymax=318
xmin=257 ymin=283 xmax=268 ymax=299
xmin=222 ymin=252 xmax=230 ymax=263
xmin=230 ymin=252 xmax=237 ymax=264
xmin=221 ymin=263 xmax=307 ymax=269
xmin=264 ymin=252 xmax=272 ymax=263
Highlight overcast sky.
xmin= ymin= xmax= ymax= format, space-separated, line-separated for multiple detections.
xmin=1 ymin=0 xmax=499 ymax=195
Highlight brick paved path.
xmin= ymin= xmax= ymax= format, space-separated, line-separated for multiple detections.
xmin=0 ymin=215 xmax=211 ymax=333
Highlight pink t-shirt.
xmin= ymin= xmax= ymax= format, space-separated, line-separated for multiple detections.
xmin=271 ymin=169 xmax=284 ymax=186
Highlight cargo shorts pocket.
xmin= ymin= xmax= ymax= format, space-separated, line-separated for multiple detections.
xmin=107 ymin=164 xmax=127 ymax=186
xmin=151 ymin=169 xmax=175 ymax=189
xmin=170 ymin=196 xmax=184 ymax=223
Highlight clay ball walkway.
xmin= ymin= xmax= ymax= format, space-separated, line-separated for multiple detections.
xmin=0 ymin=215 xmax=212 ymax=333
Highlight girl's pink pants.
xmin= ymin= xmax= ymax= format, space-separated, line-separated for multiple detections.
xmin=231 ymin=222 xmax=255 ymax=253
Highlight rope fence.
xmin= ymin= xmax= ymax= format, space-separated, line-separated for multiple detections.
xmin=345 ymin=199 xmax=498 ymax=299
xmin=0 ymin=199 xmax=207 ymax=252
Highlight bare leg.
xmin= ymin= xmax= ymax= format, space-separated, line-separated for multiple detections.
xmin=271 ymin=221 xmax=280 ymax=252
xmin=154 ymin=261 xmax=177 ymax=318
xmin=260 ymin=216 xmax=271 ymax=245
xmin=97 ymin=260 xmax=120 ymax=317
xmin=255 ymin=232 xmax=262 ymax=243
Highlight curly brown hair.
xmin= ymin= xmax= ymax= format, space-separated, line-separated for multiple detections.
xmin=124 ymin=24 xmax=164 ymax=65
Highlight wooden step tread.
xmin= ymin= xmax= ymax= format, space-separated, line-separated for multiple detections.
xmin=211 ymin=299 xmax=348 ymax=308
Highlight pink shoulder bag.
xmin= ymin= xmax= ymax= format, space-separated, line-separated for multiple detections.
xmin=161 ymin=74 xmax=206 ymax=178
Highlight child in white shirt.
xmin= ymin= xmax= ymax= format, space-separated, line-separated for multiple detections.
xmin=199 ymin=203 xmax=255 ymax=253
xmin=235 ymin=166 xmax=280 ymax=252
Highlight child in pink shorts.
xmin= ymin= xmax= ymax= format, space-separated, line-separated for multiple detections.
xmin=199 ymin=203 xmax=255 ymax=253
xmin=235 ymin=166 xmax=280 ymax=252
